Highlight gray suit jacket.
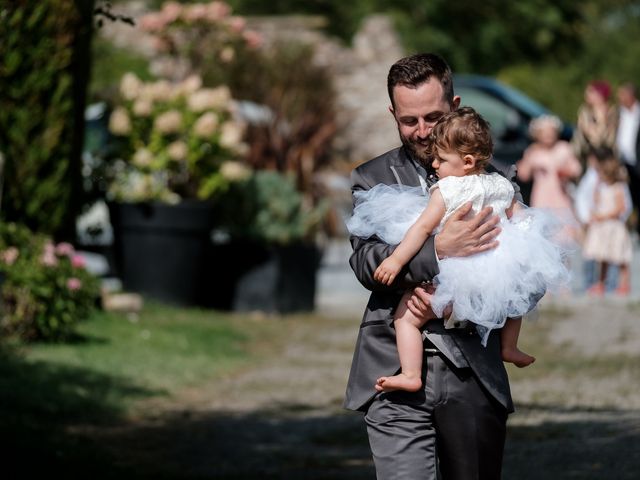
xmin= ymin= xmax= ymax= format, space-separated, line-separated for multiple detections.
xmin=344 ymin=146 xmax=517 ymax=413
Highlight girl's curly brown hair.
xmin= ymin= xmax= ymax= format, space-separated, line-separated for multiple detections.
xmin=428 ymin=107 xmax=493 ymax=170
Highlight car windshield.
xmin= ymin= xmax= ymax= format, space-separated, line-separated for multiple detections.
xmin=493 ymin=83 xmax=548 ymax=117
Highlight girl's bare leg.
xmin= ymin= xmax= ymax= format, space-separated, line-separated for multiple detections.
xmin=616 ymin=264 xmax=631 ymax=295
xmin=376 ymin=291 xmax=427 ymax=392
xmin=500 ymin=317 xmax=535 ymax=368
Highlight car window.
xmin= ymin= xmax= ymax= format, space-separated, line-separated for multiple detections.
xmin=455 ymin=86 xmax=521 ymax=139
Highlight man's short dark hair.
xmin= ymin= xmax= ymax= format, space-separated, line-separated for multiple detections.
xmin=387 ymin=53 xmax=455 ymax=108
xmin=620 ymin=82 xmax=637 ymax=97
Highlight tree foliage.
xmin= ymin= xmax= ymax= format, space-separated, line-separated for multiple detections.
xmin=0 ymin=0 xmax=93 ymax=237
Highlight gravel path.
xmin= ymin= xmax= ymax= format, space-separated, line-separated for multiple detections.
xmin=86 ymin=240 xmax=640 ymax=479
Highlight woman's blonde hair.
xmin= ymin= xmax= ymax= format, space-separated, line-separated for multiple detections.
xmin=428 ymin=106 xmax=493 ymax=169
xmin=528 ymin=114 xmax=562 ymax=138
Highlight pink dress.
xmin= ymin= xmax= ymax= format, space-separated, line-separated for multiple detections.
xmin=517 ymin=140 xmax=582 ymax=217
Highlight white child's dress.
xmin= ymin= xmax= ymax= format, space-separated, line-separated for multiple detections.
xmin=347 ymin=173 xmax=570 ymax=345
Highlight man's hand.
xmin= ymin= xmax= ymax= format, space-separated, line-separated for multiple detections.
xmin=434 ymin=202 xmax=501 ymax=259
xmin=407 ymin=283 xmax=452 ymax=320
xmin=374 ymin=257 xmax=403 ymax=285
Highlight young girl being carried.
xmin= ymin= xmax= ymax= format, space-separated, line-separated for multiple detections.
xmin=348 ymin=107 xmax=570 ymax=393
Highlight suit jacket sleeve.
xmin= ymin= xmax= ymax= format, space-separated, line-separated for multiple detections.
xmin=348 ymin=167 xmax=440 ymax=292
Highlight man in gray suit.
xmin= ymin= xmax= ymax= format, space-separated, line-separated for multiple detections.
xmin=344 ymin=53 xmax=522 ymax=479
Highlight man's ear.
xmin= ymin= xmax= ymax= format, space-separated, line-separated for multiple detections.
xmin=463 ymin=154 xmax=477 ymax=171
xmin=389 ymin=105 xmax=395 ymax=117
xmin=452 ymin=95 xmax=461 ymax=110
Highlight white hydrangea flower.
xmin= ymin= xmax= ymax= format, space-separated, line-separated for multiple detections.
xmin=120 ymin=73 xmax=143 ymax=101
xmin=187 ymin=86 xmax=231 ymax=112
xmin=108 ymin=107 xmax=132 ymax=135
xmin=219 ymin=121 xmax=245 ymax=149
xmin=167 ymin=141 xmax=188 ymax=161
xmin=193 ymin=112 xmax=219 ymax=138
xmin=133 ymin=98 xmax=153 ymax=117
xmin=154 ymin=110 xmax=183 ymax=134
xmin=143 ymin=80 xmax=175 ymax=102
xmin=132 ymin=148 xmax=153 ymax=168
xmin=220 ymin=161 xmax=251 ymax=181
xmin=178 ymin=75 xmax=203 ymax=96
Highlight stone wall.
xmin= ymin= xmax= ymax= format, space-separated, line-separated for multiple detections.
xmin=245 ymin=14 xmax=405 ymax=165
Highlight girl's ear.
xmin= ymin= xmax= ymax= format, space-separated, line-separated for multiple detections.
xmin=463 ymin=154 xmax=477 ymax=172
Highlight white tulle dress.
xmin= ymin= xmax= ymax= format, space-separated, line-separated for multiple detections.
xmin=347 ymin=173 xmax=571 ymax=345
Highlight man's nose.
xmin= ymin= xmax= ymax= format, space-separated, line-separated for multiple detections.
xmin=417 ymin=119 xmax=432 ymax=139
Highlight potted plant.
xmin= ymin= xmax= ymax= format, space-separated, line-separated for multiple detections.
xmin=105 ymin=72 xmax=250 ymax=306
xmin=207 ymin=170 xmax=327 ymax=313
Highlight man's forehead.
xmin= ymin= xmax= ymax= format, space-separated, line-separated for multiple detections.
xmin=392 ymin=80 xmax=449 ymax=115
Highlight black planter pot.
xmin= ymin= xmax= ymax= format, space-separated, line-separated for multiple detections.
xmin=108 ymin=201 xmax=216 ymax=306
xmin=203 ymin=240 xmax=322 ymax=314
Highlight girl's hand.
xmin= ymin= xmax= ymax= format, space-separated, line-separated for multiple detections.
xmin=374 ymin=257 xmax=403 ymax=285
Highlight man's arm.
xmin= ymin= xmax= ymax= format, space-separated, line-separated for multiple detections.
xmin=349 ymin=167 xmax=440 ymax=292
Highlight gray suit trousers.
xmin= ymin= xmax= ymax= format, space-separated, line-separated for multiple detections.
xmin=365 ymin=351 xmax=507 ymax=480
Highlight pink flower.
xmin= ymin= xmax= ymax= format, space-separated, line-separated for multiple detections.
xmin=206 ymin=1 xmax=231 ymax=21
xmin=1 ymin=247 xmax=19 ymax=265
xmin=55 ymin=242 xmax=75 ymax=257
xmin=67 ymin=278 xmax=82 ymax=291
xmin=183 ymin=4 xmax=208 ymax=22
xmin=242 ymin=30 xmax=263 ymax=49
xmin=227 ymin=16 xmax=246 ymax=33
xmin=41 ymin=252 xmax=58 ymax=267
xmin=161 ymin=1 xmax=183 ymax=23
xmin=139 ymin=12 xmax=169 ymax=32
xmin=71 ymin=255 xmax=86 ymax=269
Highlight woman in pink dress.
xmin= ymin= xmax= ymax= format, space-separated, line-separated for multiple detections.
xmin=517 ymin=115 xmax=582 ymax=224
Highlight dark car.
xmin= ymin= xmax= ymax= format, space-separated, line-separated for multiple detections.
xmin=454 ymin=75 xmax=574 ymax=161
xmin=454 ymin=74 xmax=574 ymax=203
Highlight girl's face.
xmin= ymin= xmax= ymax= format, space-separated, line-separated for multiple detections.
xmin=432 ymin=147 xmax=468 ymax=178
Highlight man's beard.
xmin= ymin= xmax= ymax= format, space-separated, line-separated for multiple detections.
xmin=399 ymin=130 xmax=431 ymax=165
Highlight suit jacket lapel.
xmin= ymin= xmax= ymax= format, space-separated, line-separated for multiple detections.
xmin=390 ymin=148 xmax=424 ymax=187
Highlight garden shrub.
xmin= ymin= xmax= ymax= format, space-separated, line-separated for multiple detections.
xmin=0 ymin=222 xmax=100 ymax=341
xmin=0 ymin=0 xmax=91 ymax=236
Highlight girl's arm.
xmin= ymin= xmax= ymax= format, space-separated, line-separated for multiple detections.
xmin=559 ymin=142 xmax=582 ymax=179
xmin=516 ymin=149 xmax=533 ymax=182
xmin=374 ymin=188 xmax=447 ymax=285
xmin=605 ymin=184 xmax=627 ymax=220
xmin=590 ymin=184 xmax=601 ymax=221
xmin=505 ymin=198 xmax=523 ymax=219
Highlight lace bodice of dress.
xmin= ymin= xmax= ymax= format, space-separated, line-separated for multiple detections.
xmin=430 ymin=173 xmax=515 ymax=228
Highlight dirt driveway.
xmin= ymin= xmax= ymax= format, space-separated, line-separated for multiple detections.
xmin=82 ymin=295 xmax=640 ymax=479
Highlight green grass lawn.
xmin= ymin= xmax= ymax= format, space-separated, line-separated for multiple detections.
xmin=0 ymin=302 xmax=279 ymax=478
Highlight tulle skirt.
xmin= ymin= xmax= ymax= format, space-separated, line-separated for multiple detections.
xmin=430 ymin=208 xmax=571 ymax=345
xmin=347 ymin=184 xmax=571 ymax=345
xmin=347 ymin=184 xmax=429 ymax=245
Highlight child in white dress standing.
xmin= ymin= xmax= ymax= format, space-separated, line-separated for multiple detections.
xmin=348 ymin=107 xmax=570 ymax=393
xmin=582 ymin=150 xmax=633 ymax=296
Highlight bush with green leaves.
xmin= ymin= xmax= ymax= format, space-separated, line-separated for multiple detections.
xmin=0 ymin=0 xmax=92 ymax=236
xmin=215 ymin=170 xmax=327 ymax=246
xmin=0 ymin=223 xmax=100 ymax=341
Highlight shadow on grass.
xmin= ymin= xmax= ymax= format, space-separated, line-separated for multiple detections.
xmin=504 ymin=403 xmax=640 ymax=480
xmin=0 ymin=344 xmax=161 ymax=479
xmin=8 ymin=399 xmax=633 ymax=479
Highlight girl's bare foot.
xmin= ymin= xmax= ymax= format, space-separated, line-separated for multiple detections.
xmin=502 ymin=347 xmax=536 ymax=368
xmin=375 ymin=373 xmax=422 ymax=393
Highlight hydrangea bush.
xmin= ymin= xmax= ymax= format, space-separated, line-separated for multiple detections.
xmin=107 ymin=72 xmax=249 ymax=203
xmin=0 ymin=223 xmax=100 ymax=341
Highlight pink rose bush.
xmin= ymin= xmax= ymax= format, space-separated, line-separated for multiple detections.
xmin=139 ymin=1 xmax=262 ymax=64
xmin=0 ymin=222 xmax=100 ymax=341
